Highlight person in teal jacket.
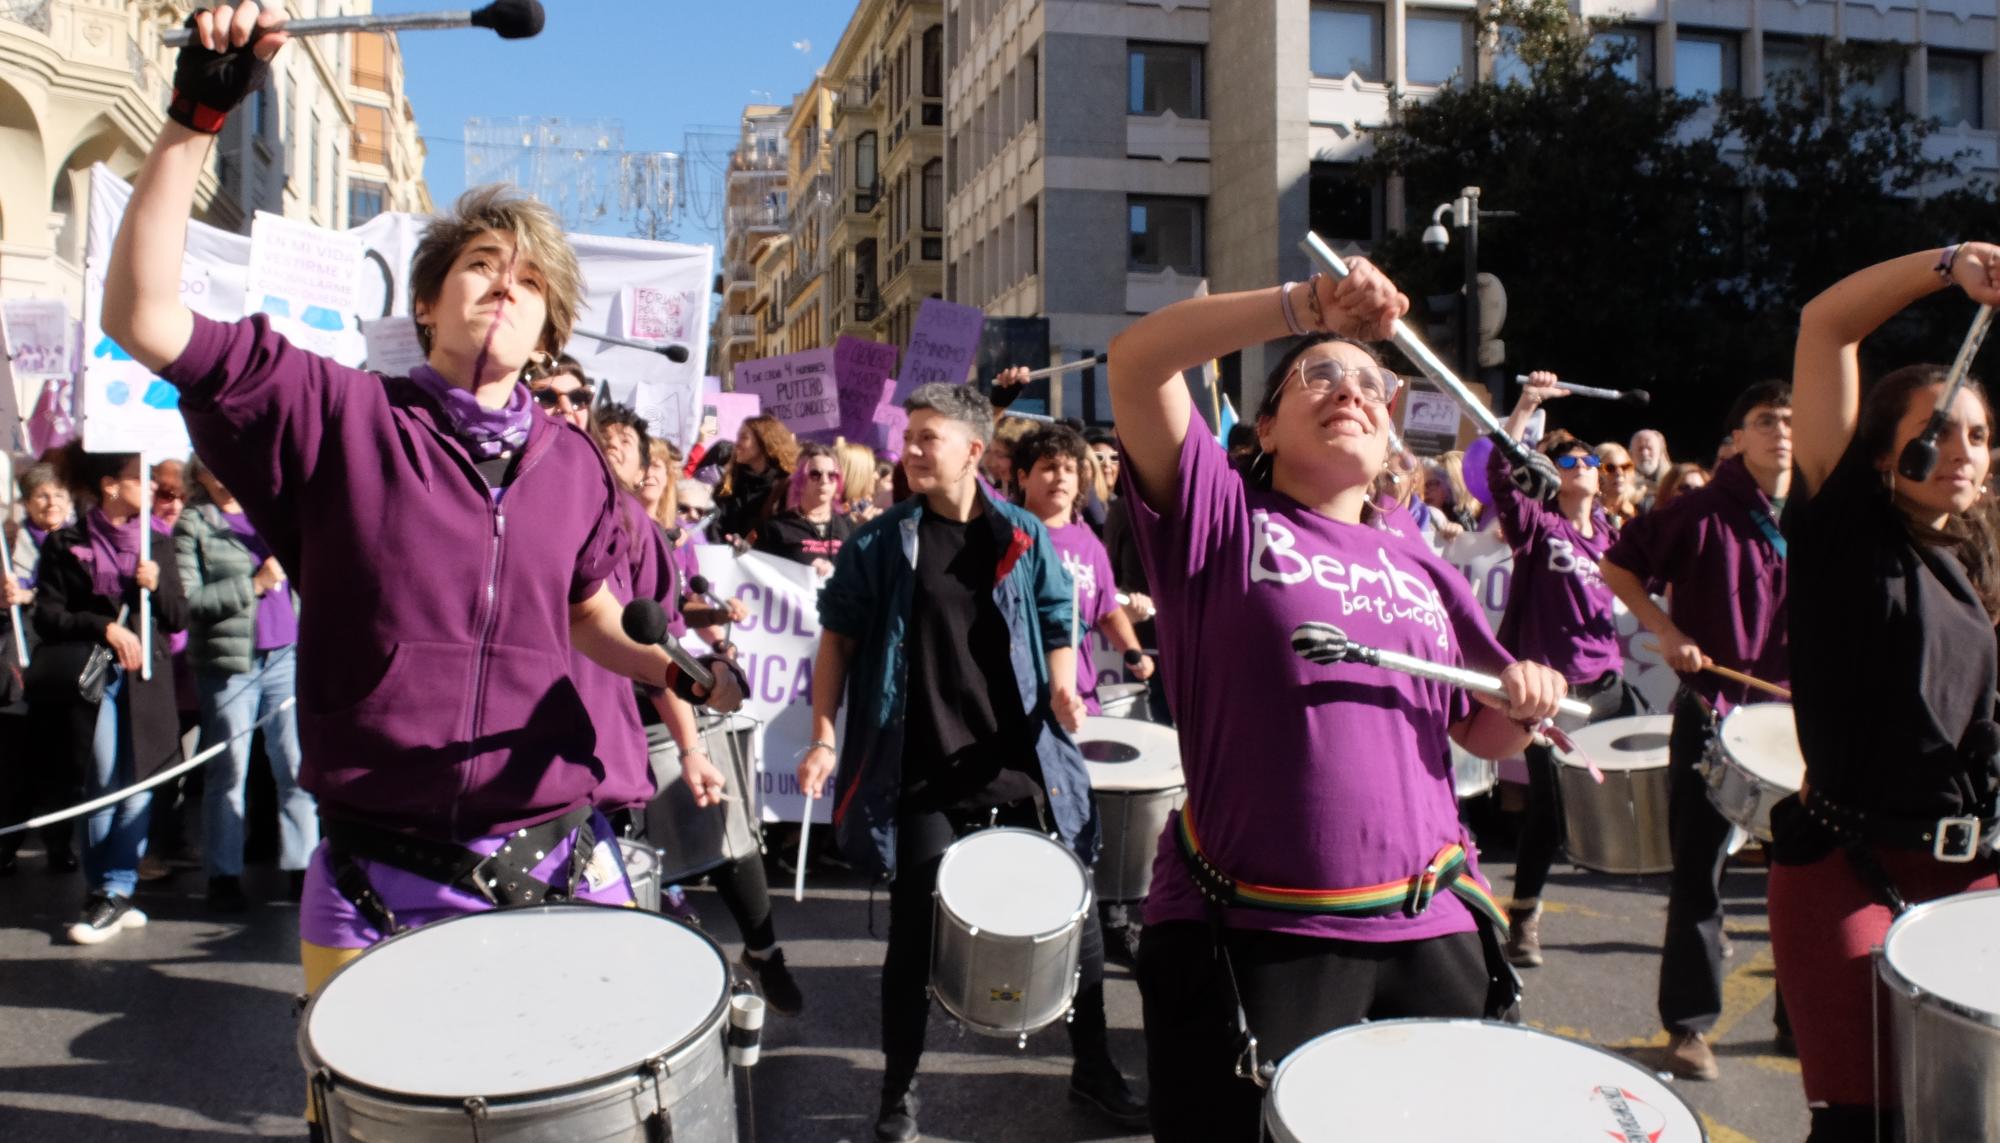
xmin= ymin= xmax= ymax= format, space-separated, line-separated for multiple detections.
xmin=798 ymin=382 xmax=1140 ymax=1141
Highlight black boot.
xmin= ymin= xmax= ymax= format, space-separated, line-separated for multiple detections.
xmin=875 ymin=1074 xmax=919 ymax=1143
xmin=1066 ymin=983 xmax=1147 ymax=1128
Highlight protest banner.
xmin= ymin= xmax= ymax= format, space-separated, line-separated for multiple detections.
xmin=0 ymin=299 xmax=71 ymax=455
xmin=685 ymin=547 xmax=835 ymax=825
xmin=708 ymin=390 xmax=761 ymax=448
xmin=360 ymin=317 xmax=428 ymax=377
xmin=893 ymin=297 xmax=983 ymax=401
xmin=833 ymin=335 xmax=898 ymax=442
xmin=732 ymin=347 xmax=840 ymax=434
xmin=575 ymin=244 xmax=710 ymax=453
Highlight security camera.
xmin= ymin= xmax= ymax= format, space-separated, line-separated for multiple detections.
xmin=1422 ymin=223 xmax=1451 ymax=253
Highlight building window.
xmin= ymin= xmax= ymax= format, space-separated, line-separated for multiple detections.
xmin=923 ymin=25 xmax=943 ymax=98
xmin=1675 ymin=31 xmax=1740 ymax=98
xmin=306 ymin=111 xmax=322 ymax=211
xmin=922 ymin=159 xmax=943 ymax=231
xmin=856 ymin=130 xmax=878 ymax=191
xmin=1309 ymin=163 xmax=1382 ymax=244
xmin=1930 ymin=50 xmax=1984 ymax=128
xmin=1591 ymin=26 xmax=1656 ymax=86
xmin=1129 ymin=42 xmax=1204 ymax=117
xmin=1762 ymin=36 xmax=1818 ymax=97
xmin=352 ymin=105 xmax=389 ymax=166
xmin=1024 ymin=49 xmax=1039 ymax=122
xmin=1311 ymin=2 xmax=1383 ymax=82
xmin=1405 ymin=11 xmax=1471 ymax=87
xmin=351 ymin=31 xmax=390 ymax=92
xmin=1844 ymin=46 xmax=1905 ymax=111
xmin=1128 ymin=196 xmax=1204 ymax=275
xmin=349 ymin=180 xmax=387 ymax=223
xmin=1024 ymin=199 xmax=1039 ymax=275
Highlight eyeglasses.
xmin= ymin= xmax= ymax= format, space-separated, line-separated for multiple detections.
xmin=152 ymin=488 xmax=184 ymax=502
xmin=804 ymin=469 xmax=840 ymax=482
xmin=677 ymin=505 xmax=706 ymax=519
xmin=1283 ymin=360 xmax=1401 ymax=406
xmin=535 ymin=387 xmax=593 ymax=409
xmin=1746 ymin=411 xmax=1793 ymax=434
xmin=1554 ymin=454 xmax=1602 ymax=470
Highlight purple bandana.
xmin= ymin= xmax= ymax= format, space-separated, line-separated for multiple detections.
xmin=79 ymin=507 xmax=142 ymax=602
xmin=405 ymin=364 xmax=534 ymax=460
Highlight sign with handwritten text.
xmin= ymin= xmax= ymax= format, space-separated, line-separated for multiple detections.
xmin=732 ymin=347 xmax=840 ymax=433
xmin=833 ymin=335 xmax=899 ymax=443
xmin=894 ymin=297 xmax=983 ymax=401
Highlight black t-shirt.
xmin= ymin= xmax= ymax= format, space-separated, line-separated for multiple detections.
xmin=1788 ymin=452 xmax=1999 ymax=821
xmin=754 ymin=510 xmax=854 ymax=568
xmin=901 ymin=509 xmax=1041 ymax=811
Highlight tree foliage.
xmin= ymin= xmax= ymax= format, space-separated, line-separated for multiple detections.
xmin=1359 ymin=0 xmax=1995 ymax=457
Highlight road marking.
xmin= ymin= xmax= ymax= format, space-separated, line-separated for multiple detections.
xmin=1702 ymin=1112 xmax=1760 ymax=1143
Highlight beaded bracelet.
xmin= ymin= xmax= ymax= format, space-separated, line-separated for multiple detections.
xmin=1277 ymin=282 xmax=1308 ymax=336
xmin=1303 ymin=273 xmax=1330 ymax=332
xmin=1937 ymin=244 xmax=1962 ymax=284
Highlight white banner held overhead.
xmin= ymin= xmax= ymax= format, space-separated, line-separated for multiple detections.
xmin=572 ymin=236 xmax=712 ymax=456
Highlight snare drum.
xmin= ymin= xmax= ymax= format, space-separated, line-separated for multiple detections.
xmin=931 ymin=827 xmax=1092 ymax=1045
xmin=1265 ymin=1019 xmax=1706 ymax=1142
xmin=1077 ymin=717 xmax=1186 ymax=903
xmin=618 ymin=838 xmax=660 ymax=913
xmin=1701 ymin=702 xmax=1802 ymax=842
xmin=1095 ymin=682 xmax=1152 ymax=721
xmin=1450 ymin=743 xmax=1498 ymax=801
xmin=646 ymin=713 xmax=760 ymax=885
xmin=1557 ymin=715 xmax=1674 ymax=875
xmin=1877 ymin=889 xmax=2000 ymax=1143
xmin=301 ymin=905 xmax=736 ymax=1142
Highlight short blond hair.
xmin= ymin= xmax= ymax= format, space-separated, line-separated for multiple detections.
xmin=410 ymin=184 xmax=582 ymax=357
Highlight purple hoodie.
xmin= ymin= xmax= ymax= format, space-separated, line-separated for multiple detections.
xmin=162 ymin=314 xmax=626 ymax=839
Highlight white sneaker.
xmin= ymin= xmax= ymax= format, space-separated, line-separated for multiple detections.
xmin=67 ymin=893 xmax=147 ymax=946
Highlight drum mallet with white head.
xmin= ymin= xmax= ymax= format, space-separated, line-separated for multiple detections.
xmin=1511 ymin=375 xmax=1651 ymax=407
xmin=1291 ymin=621 xmax=1592 ymax=721
xmin=164 ymin=0 xmax=546 ymax=46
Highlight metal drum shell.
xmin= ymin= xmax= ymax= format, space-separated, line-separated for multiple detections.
xmin=1094 ymin=786 xmax=1185 ymax=904
xmin=1556 ymin=715 xmax=1674 ymax=876
xmin=1451 ymin=743 xmax=1497 ymax=801
xmin=929 ymin=829 xmax=1092 ymax=1040
xmin=617 ymin=838 xmax=660 ymax=914
xmin=300 ymin=907 xmax=736 ymax=1143
xmin=644 ymin=716 xmax=760 ymax=885
xmin=1096 ymin=682 xmax=1152 ymax=721
xmin=1876 ymin=889 xmax=2000 ymax=1143
xmin=1699 ymin=704 xmax=1802 ymax=843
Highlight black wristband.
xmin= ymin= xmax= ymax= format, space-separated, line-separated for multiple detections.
xmin=1123 ymin=649 xmax=1145 ymax=667
xmin=167 ymin=15 xmax=273 ymax=135
xmin=991 ymin=380 xmax=1025 ymax=409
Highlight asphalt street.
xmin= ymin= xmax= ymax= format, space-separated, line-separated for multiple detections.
xmin=0 ymin=825 xmax=1810 ymax=1142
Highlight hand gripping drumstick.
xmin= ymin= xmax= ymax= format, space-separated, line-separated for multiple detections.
xmin=1290 ymin=622 xmax=1592 ymax=721
xmin=163 ymin=0 xmax=546 ymax=46
xmin=1897 ymin=304 xmax=1995 ymax=481
xmin=1298 ymin=233 xmax=1562 ymax=502
xmin=1511 ymin=375 xmax=1651 ymax=407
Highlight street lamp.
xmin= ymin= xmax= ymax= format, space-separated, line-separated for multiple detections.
xmin=1422 ymin=185 xmax=1513 ymax=409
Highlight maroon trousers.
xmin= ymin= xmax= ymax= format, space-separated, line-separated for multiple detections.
xmin=1769 ymin=846 xmax=1997 ymax=1109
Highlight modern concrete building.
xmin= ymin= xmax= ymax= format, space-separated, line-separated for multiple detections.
xmin=713 ymin=103 xmax=789 ymax=378
xmin=945 ymin=0 xmax=1213 ymax=416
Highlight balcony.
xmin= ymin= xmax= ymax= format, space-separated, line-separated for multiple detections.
xmin=722 ymin=314 xmax=757 ymax=341
xmin=729 ymin=203 xmax=787 ymax=233
xmin=1127 ymin=111 xmax=1211 ymax=164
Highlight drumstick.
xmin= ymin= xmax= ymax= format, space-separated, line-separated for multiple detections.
xmin=794 ymin=793 xmax=813 ymax=903
xmin=1701 ymin=659 xmax=1792 ymax=700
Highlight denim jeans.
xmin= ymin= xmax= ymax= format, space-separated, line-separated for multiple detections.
xmin=83 ymin=670 xmax=150 ymax=899
xmin=201 ymin=645 xmax=314 ymax=876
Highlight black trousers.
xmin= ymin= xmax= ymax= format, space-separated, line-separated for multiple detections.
xmin=1512 ymin=672 xmax=1645 ymax=902
xmin=1659 ymin=690 xmax=1732 ymax=1034
xmin=1138 ymin=919 xmax=1488 ymax=1143
xmin=609 ymin=804 xmax=777 ymax=950
xmin=880 ymin=801 xmax=1107 ymax=1093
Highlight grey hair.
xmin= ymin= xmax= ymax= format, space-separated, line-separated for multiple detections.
xmin=904 ymin=383 xmax=994 ymax=446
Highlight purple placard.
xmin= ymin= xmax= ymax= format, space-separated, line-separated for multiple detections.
xmin=894 ymin=298 xmax=984 ymax=402
xmin=871 ymin=404 xmax=908 ymax=456
xmin=732 ymin=347 xmax=840 ymax=434
xmin=834 ymin=335 xmax=900 ymax=442
xmin=710 ymin=392 xmax=761 ymax=447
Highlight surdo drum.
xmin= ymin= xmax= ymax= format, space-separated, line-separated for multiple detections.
xmin=1076 ymin=716 xmax=1186 ymax=903
xmin=1264 ymin=1020 xmax=1707 ymax=1142
xmin=930 ymin=827 xmax=1093 ymax=1046
xmin=300 ymin=905 xmax=736 ymax=1142
xmin=1700 ymin=702 xmax=1804 ymax=842
xmin=1876 ymin=889 xmax=2000 ymax=1143
xmin=1556 ymin=715 xmax=1675 ymax=875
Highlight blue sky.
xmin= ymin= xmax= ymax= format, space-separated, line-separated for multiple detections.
xmin=375 ymin=0 xmax=856 ymax=254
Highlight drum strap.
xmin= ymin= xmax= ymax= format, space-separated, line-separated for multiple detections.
xmin=1173 ymin=805 xmax=1510 ymax=932
xmin=322 ymin=806 xmax=598 ymax=915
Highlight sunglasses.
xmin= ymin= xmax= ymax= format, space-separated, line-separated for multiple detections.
xmin=678 ymin=505 xmax=707 ymax=519
xmin=804 ymin=469 xmax=840 ymax=482
xmin=1554 ymin=454 xmax=1602 ymax=470
xmin=534 ymin=387 xmax=593 ymax=409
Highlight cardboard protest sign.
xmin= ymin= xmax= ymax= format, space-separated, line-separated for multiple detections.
xmin=833 ymin=336 xmax=898 ymax=443
xmin=894 ymin=297 xmax=983 ymax=401
xmin=733 ymin=348 xmax=840 ymax=434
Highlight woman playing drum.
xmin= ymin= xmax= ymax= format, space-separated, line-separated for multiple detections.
xmin=1107 ymin=264 xmax=1567 ymax=1142
xmin=1773 ymin=242 xmax=2000 ymax=1142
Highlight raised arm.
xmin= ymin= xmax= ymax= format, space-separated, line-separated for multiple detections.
xmin=1106 ymin=266 xmax=1407 ymax=514
xmin=1793 ymin=243 xmax=2000 ymax=493
xmin=102 ymin=4 xmax=289 ymax=370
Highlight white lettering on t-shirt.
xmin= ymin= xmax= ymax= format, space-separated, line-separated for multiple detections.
xmin=1250 ymin=510 xmax=1453 ymax=648
xmin=1059 ymin=549 xmax=1100 ymax=599
xmin=1546 ymin=537 xmax=1607 ymax=590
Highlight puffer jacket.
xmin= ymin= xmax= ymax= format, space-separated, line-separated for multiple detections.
xmin=174 ymin=501 xmax=296 ymax=677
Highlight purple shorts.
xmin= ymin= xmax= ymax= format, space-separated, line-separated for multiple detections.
xmin=299 ymin=810 xmax=636 ymax=949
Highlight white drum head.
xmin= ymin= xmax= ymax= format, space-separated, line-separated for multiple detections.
xmin=1268 ymin=1020 xmax=1705 ymax=1141
xmin=305 ymin=906 xmax=727 ymax=1099
xmin=1562 ymin=715 xmax=1674 ymax=772
xmin=1882 ymin=890 xmax=2000 ymax=1027
xmin=617 ymin=837 xmax=657 ymax=880
xmin=1719 ymin=703 xmax=1804 ymax=789
xmin=1076 ymin=717 xmax=1185 ymax=792
xmin=936 ymin=828 xmax=1089 ymax=937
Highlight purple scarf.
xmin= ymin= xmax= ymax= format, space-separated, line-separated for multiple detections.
xmin=406 ymin=364 xmax=534 ymax=460
xmin=78 ymin=507 xmax=142 ymax=602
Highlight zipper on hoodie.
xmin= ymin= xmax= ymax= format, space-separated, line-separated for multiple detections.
xmin=452 ymin=438 xmax=549 ymax=812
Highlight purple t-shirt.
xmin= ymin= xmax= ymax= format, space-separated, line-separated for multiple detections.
xmin=1048 ymin=521 xmax=1120 ymax=713
xmin=220 ymin=511 xmax=299 ymax=651
xmin=1123 ymin=409 xmax=1507 ymax=942
xmin=1487 ymin=450 xmax=1621 ymax=684
xmin=576 ymin=496 xmax=673 ymax=813
xmin=1603 ymin=456 xmax=1788 ymax=716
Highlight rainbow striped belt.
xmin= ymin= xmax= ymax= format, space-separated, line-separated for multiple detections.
xmin=1174 ymin=804 xmax=1509 ymax=936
